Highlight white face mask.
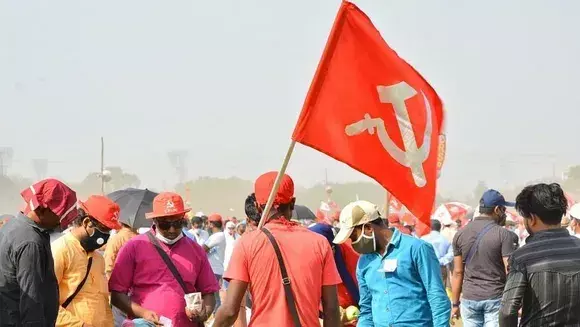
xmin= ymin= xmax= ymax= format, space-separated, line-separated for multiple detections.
xmin=351 ymin=224 xmax=376 ymax=254
xmin=156 ymin=231 xmax=184 ymax=245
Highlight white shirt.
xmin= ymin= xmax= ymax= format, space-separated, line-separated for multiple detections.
xmin=223 ymin=233 xmax=238 ymax=272
xmin=137 ymin=227 xmax=151 ymax=234
xmin=189 ymin=228 xmax=210 ymax=246
xmin=205 ymin=231 xmax=226 ymax=275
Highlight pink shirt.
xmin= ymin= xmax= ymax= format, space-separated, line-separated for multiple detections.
xmin=109 ymin=230 xmax=219 ymax=327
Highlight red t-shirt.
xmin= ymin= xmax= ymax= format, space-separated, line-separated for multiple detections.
xmin=224 ymin=220 xmax=342 ymax=327
xmin=337 ymin=242 xmax=359 ymax=308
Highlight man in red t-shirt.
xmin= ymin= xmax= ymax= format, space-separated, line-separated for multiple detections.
xmin=213 ymin=172 xmax=342 ymax=327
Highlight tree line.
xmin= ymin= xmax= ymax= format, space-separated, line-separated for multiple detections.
xmin=2 ymin=164 xmax=580 ymax=218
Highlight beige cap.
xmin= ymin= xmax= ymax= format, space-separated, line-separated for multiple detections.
xmin=333 ymin=200 xmax=381 ymax=244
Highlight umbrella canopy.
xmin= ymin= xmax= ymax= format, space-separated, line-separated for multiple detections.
xmin=107 ymin=188 xmax=158 ymax=229
xmin=292 ymin=205 xmax=316 ymax=220
xmin=433 ymin=202 xmax=472 ymax=226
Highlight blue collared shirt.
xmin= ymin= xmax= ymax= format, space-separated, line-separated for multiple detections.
xmin=357 ymin=228 xmax=451 ymax=327
xmin=421 ymin=231 xmax=454 ymax=266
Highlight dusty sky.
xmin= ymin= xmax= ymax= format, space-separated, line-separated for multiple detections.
xmin=1 ymin=0 xmax=579 ymax=197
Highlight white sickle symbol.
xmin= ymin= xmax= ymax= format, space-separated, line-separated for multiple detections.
xmin=345 ymin=81 xmax=432 ymax=187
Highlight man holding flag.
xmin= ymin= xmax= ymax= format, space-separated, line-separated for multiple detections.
xmin=225 ymin=0 xmax=447 ymax=324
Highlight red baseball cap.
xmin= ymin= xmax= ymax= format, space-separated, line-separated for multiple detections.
xmin=208 ymin=213 xmax=223 ymax=223
xmin=146 ymin=192 xmax=191 ymax=219
xmin=254 ymin=171 xmax=294 ymax=206
xmin=78 ymin=195 xmax=122 ymax=230
xmin=21 ymin=178 xmax=78 ymax=228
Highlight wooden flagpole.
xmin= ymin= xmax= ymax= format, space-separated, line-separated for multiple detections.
xmin=257 ymin=141 xmax=297 ymax=229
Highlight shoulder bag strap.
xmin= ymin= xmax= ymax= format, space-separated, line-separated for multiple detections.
xmin=261 ymin=228 xmax=302 ymax=327
xmin=62 ymin=257 xmax=93 ymax=308
xmin=146 ymin=232 xmax=188 ymax=293
xmin=464 ymin=222 xmax=495 ymax=265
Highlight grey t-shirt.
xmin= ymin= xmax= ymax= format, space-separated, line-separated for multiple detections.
xmin=453 ymin=217 xmax=518 ymax=301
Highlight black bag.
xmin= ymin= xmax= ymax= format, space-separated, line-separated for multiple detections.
xmin=62 ymin=257 xmax=93 ymax=308
xmin=146 ymin=232 xmax=188 ymax=293
xmin=261 ymin=228 xmax=302 ymax=327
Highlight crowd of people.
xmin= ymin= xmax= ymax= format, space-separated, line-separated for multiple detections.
xmin=0 ymin=173 xmax=579 ymax=327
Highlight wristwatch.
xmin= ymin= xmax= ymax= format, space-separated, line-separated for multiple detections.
xmin=452 ymin=302 xmax=461 ymax=308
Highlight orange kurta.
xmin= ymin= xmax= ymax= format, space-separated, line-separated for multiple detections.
xmin=52 ymin=233 xmax=113 ymax=327
xmin=104 ymin=226 xmax=137 ymax=279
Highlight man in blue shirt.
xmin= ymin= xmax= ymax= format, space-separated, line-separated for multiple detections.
xmin=333 ymin=200 xmax=450 ymax=327
xmin=422 ymin=219 xmax=454 ymax=289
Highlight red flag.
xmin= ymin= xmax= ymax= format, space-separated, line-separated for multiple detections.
xmin=292 ymin=1 xmax=444 ymax=227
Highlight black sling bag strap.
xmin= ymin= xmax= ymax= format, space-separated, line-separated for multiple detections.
xmin=464 ymin=221 xmax=495 ymax=266
xmin=146 ymin=232 xmax=188 ymax=293
xmin=261 ymin=228 xmax=302 ymax=327
xmin=62 ymin=257 xmax=93 ymax=308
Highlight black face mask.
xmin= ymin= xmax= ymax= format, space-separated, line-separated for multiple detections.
xmin=80 ymin=226 xmax=110 ymax=252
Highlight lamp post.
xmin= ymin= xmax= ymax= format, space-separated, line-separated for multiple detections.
xmin=97 ymin=137 xmax=112 ymax=194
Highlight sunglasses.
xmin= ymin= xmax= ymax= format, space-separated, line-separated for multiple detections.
xmin=155 ymin=219 xmax=185 ymax=230
xmin=84 ymin=217 xmax=111 ymax=234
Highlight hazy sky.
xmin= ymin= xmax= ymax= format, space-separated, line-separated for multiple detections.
xmin=1 ymin=0 xmax=579 ymax=197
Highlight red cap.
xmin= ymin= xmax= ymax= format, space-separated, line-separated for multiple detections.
xmin=146 ymin=192 xmax=191 ymax=219
xmin=78 ymin=195 xmax=122 ymax=230
xmin=208 ymin=213 xmax=223 ymax=223
xmin=254 ymin=171 xmax=294 ymax=206
xmin=21 ymin=178 xmax=78 ymax=227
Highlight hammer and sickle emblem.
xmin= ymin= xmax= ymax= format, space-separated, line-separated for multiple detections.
xmin=345 ymin=81 xmax=432 ymax=187
xmin=165 ymin=200 xmax=176 ymax=213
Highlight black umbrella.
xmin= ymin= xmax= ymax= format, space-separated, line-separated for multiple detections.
xmin=107 ymin=188 xmax=158 ymax=229
xmin=292 ymin=205 xmax=316 ymax=220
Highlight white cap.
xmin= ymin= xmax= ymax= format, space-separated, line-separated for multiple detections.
xmin=570 ymin=203 xmax=580 ymax=220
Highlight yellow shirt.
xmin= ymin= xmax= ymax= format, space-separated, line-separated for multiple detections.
xmin=52 ymin=233 xmax=114 ymax=327
xmin=104 ymin=227 xmax=137 ymax=279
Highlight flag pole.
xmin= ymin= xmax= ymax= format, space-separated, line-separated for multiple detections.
xmin=257 ymin=140 xmax=297 ymax=229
